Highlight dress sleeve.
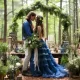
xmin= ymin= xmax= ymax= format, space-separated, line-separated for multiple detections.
xmin=23 ymin=22 xmax=32 ymax=36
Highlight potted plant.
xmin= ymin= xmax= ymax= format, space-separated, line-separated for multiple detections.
xmin=7 ymin=55 xmax=22 ymax=79
xmin=0 ymin=60 xmax=8 ymax=80
xmin=0 ymin=42 xmax=8 ymax=65
xmin=7 ymin=64 xmax=21 ymax=79
xmin=0 ymin=42 xmax=8 ymax=54
xmin=67 ymin=56 xmax=80 ymax=78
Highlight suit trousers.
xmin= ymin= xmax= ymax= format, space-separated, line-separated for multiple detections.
xmin=22 ymin=41 xmax=31 ymax=71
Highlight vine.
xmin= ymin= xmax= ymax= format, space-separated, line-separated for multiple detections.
xmin=10 ymin=1 xmax=71 ymax=34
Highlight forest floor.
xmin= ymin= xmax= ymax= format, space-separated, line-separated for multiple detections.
xmin=22 ymin=76 xmax=80 ymax=80
xmin=22 ymin=58 xmax=80 ymax=80
xmin=20 ymin=59 xmax=80 ymax=80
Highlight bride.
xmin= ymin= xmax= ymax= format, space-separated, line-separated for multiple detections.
xmin=30 ymin=15 xmax=68 ymax=78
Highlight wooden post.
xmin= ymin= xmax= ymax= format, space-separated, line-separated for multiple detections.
xmin=8 ymin=36 xmax=12 ymax=52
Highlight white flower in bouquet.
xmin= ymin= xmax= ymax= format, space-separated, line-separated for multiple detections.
xmin=28 ymin=40 xmax=31 ymax=44
xmin=33 ymin=34 xmax=36 ymax=37
xmin=26 ymin=33 xmax=43 ymax=49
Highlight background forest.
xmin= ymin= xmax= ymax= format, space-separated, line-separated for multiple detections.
xmin=0 ymin=0 xmax=80 ymax=45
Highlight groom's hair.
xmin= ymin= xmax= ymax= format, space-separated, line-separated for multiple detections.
xmin=26 ymin=11 xmax=36 ymax=21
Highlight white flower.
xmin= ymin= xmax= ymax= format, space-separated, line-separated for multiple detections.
xmin=16 ymin=62 xmax=21 ymax=67
xmin=9 ymin=65 xmax=14 ymax=69
xmin=28 ymin=41 xmax=31 ymax=44
xmin=75 ymin=65 xmax=79 ymax=68
xmin=34 ymin=34 xmax=36 ymax=37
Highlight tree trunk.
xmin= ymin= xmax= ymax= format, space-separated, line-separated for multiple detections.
xmin=58 ymin=0 xmax=62 ymax=44
xmin=69 ymin=0 xmax=71 ymax=44
xmin=73 ymin=0 xmax=76 ymax=34
xmin=4 ymin=0 xmax=7 ymax=42
xmin=46 ymin=0 xmax=48 ymax=39
xmin=54 ymin=16 xmax=56 ymax=44
xmin=75 ymin=0 xmax=78 ymax=39
xmin=26 ymin=0 xmax=27 ymax=4
xmin=73 ymin=0 xmax=78 ymax=42
xmin=22 ymin=0 xmax=23 ymax=23
xmin=12 ymin=0 xmax=14 ymax=16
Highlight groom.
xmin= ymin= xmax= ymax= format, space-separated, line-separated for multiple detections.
xmin=22 ymin=11 xmax=36 ymax=76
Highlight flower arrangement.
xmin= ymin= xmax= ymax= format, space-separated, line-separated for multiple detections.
xmin=25 ymin=33 xmax=43 ymax=49
xmin=67 ymin=56 xmax=80 ymax=77
xmin=7 ymin=55 xmax=22 ymax=79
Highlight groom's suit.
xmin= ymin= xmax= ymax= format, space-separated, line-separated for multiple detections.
xmin=22 ymin=20 xmax=34 ymax=72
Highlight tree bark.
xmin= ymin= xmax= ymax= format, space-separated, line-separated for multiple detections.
xmin=58 ymin=0 xmax=62 ymax=44
xmin=73 ymin=0 xmax=78 ymax=41
xmin=4 ymin=0 xmax=7 ymax=42
xmin=12 ymin=0 xmax=14 ymax=16
xmin=46 ymin=0 xmax=48 ymax=39
xmin=75 ymin=0 xmax=78 ymax=38
xmin=69 ymin=0 xmax=71 ymax=44
xmin=54 ymin=16 xmax=56 ymax=44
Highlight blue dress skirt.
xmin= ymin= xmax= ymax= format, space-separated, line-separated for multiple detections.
xmin=30 ymin=39 xmax=68 ymax=78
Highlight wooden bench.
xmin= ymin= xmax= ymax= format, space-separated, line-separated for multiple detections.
xmin=11 ymin=53 xmax=68 ymax=64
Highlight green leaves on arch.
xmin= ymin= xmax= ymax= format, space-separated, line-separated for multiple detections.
xmin=10 ymin=1 xmax=71 ymax=32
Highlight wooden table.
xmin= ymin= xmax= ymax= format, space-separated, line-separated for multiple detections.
xmin=11 ymin=53 xmax=68 ymax=64
xmin=52 ymin=53 xmax=68 ymax=64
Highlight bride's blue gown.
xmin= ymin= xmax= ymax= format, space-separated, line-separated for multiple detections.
xmin=30 ymin=39 xmax=68 ymax=78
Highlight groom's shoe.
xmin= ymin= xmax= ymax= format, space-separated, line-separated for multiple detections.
xmin=22 ymin=70 xmax=32 ymax=76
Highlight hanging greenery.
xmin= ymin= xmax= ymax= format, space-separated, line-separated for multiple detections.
xmin=10 ymin=1 xmax=71 ymax=33
xmin=10 ymin=21 xmax=18 ymax=32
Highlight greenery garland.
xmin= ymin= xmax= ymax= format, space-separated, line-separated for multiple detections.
xmin=10 ymin=1 xmax=71 ymax=33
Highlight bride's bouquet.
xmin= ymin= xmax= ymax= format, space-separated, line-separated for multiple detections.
xmin=25 ymin=33 xmax=43 ymax=69
xmin=25 ymin=33 xmax=43 ymax=49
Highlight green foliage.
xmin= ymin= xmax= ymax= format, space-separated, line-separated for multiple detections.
xmin=10 ymin=1 xmax=71 ymax=33
xmin=60 ymin=54 xmax=68 ymax=66
xmin=0 ymin=52 xmax=21 ymax=76
xmin=0 ymin=0 xmax=4 ymax=8
xmin=7 ymin=55 xmax=21 ymax=65
xmin=0 ymin=60 xmax=8 ymax=75
xmin=10 ymin=21 xmax=18 ymax=32
xmin=61 ymin=14 xmax=71 ymax=31
xmin=0 ymin=42 xmax=8 ymax=53
xmin=5 ymin=55 xmax=22 ymax=78
xmin=67 ymin=57 xmax=80 ymax=76
xmin=17 ymin=48 xmax=25 ymax=53
xmin=26 ymin=33 xmax=43 ymax=49
xmin=7 ymin=55 xmax=22 ymax=77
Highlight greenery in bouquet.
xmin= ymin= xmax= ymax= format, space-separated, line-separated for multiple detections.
xmin=26 ymin=33 xmax=43 ymax=49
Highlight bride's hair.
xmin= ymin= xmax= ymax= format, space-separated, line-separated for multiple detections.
xmin=35 ymin=15 xmax=44 ymax=37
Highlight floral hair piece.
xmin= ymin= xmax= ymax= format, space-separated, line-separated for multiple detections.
xmin=39 ymin=17 xmax=43 ymax=22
